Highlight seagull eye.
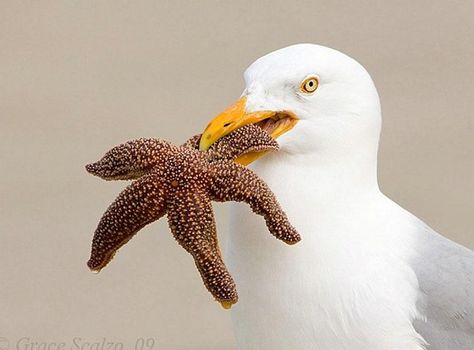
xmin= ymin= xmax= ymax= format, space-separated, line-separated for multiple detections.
xmin=300 ymin=76 xmax=319 ymax=94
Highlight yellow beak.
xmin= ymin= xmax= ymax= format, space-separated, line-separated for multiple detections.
xmin=199 ymin=97 xmax=298 ymax=165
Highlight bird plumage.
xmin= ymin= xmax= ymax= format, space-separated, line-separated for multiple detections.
xmin=218 ymin=44 xmax=474 ymax=349
xmin=413 ymin=224 xmax=474 ymax=349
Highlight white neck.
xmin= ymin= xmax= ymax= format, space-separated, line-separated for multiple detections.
xmin=252 ymin=137 xmax=381 ymax=209
xmin=230 ymin=139 xmax=425 ymax=350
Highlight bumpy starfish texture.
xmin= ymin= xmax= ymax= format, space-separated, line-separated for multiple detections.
xmin=86 ymin=124 xmax=301 ymax=308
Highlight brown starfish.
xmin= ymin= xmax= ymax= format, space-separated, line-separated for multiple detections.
xmin=85 ymin=124 xmax=301 ymax=308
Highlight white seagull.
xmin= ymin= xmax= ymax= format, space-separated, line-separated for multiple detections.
xmin=199 ymin=44 xmax=474 ymax=350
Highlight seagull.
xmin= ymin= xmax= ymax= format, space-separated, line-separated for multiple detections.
xmin=198 ymin=44 xmax=474 ymax=350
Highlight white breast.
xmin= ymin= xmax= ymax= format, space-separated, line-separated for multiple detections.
xmin=226 ymin=153 xmax=426 ymax=350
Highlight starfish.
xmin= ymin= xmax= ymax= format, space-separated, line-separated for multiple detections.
xmin=85 ymin=124 xmax=301 ymax=308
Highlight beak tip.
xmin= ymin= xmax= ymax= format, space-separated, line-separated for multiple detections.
xmin=199 ymin=131 xmax=214 ymax=151
xmin=198 ymin=139 xmax=209 ymax=151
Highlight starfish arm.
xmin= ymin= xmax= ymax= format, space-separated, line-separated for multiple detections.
xmin=86 ymin=138 xmax=175 ymax=180
xmin=167 ymin=190 xmax=238 ymax=306
xmin=209 ymin=161 xmax=301 ymax=244
xmin=87 ymin=173 xmax=167 ymax=272
xmin=208 ymin=124 xmax=279 ymax=161
xmin=181 ymin=135 xmax=201 ymax=150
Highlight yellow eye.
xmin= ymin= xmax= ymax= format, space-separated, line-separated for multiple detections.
xmin=300 ymin=76 xmax=319 ymax=94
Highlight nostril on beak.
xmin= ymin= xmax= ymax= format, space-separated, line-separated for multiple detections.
xmin=223 ymin=122 xmax=232 ymax=127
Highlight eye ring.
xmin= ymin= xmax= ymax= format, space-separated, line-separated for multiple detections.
xmin=300 ymin=76 xmax=319 ymax=94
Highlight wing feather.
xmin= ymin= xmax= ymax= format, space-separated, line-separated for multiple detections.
xmin=413 ymin=225 xmax=474 ymax=349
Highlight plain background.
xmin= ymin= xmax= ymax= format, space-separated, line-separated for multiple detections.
xmin=1 ymin=1 xmax=473 ymax=349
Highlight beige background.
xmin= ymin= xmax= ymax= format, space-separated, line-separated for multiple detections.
xmin=1 ymin=1 xmax=473 ymax=349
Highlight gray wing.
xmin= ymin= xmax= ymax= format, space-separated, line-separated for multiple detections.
xmin=412 ymin=224 xmax=474 ymax=349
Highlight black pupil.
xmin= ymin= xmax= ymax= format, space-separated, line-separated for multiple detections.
xmin=308 ymin=81 xmax=313 ymax=87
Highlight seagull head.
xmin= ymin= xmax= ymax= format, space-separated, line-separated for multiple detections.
xmin=200 ymin=44 xmax=382 ymax=165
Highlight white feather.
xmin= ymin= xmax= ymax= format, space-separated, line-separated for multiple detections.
xmin=224 ymin=44 xmax=474 ymax=349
